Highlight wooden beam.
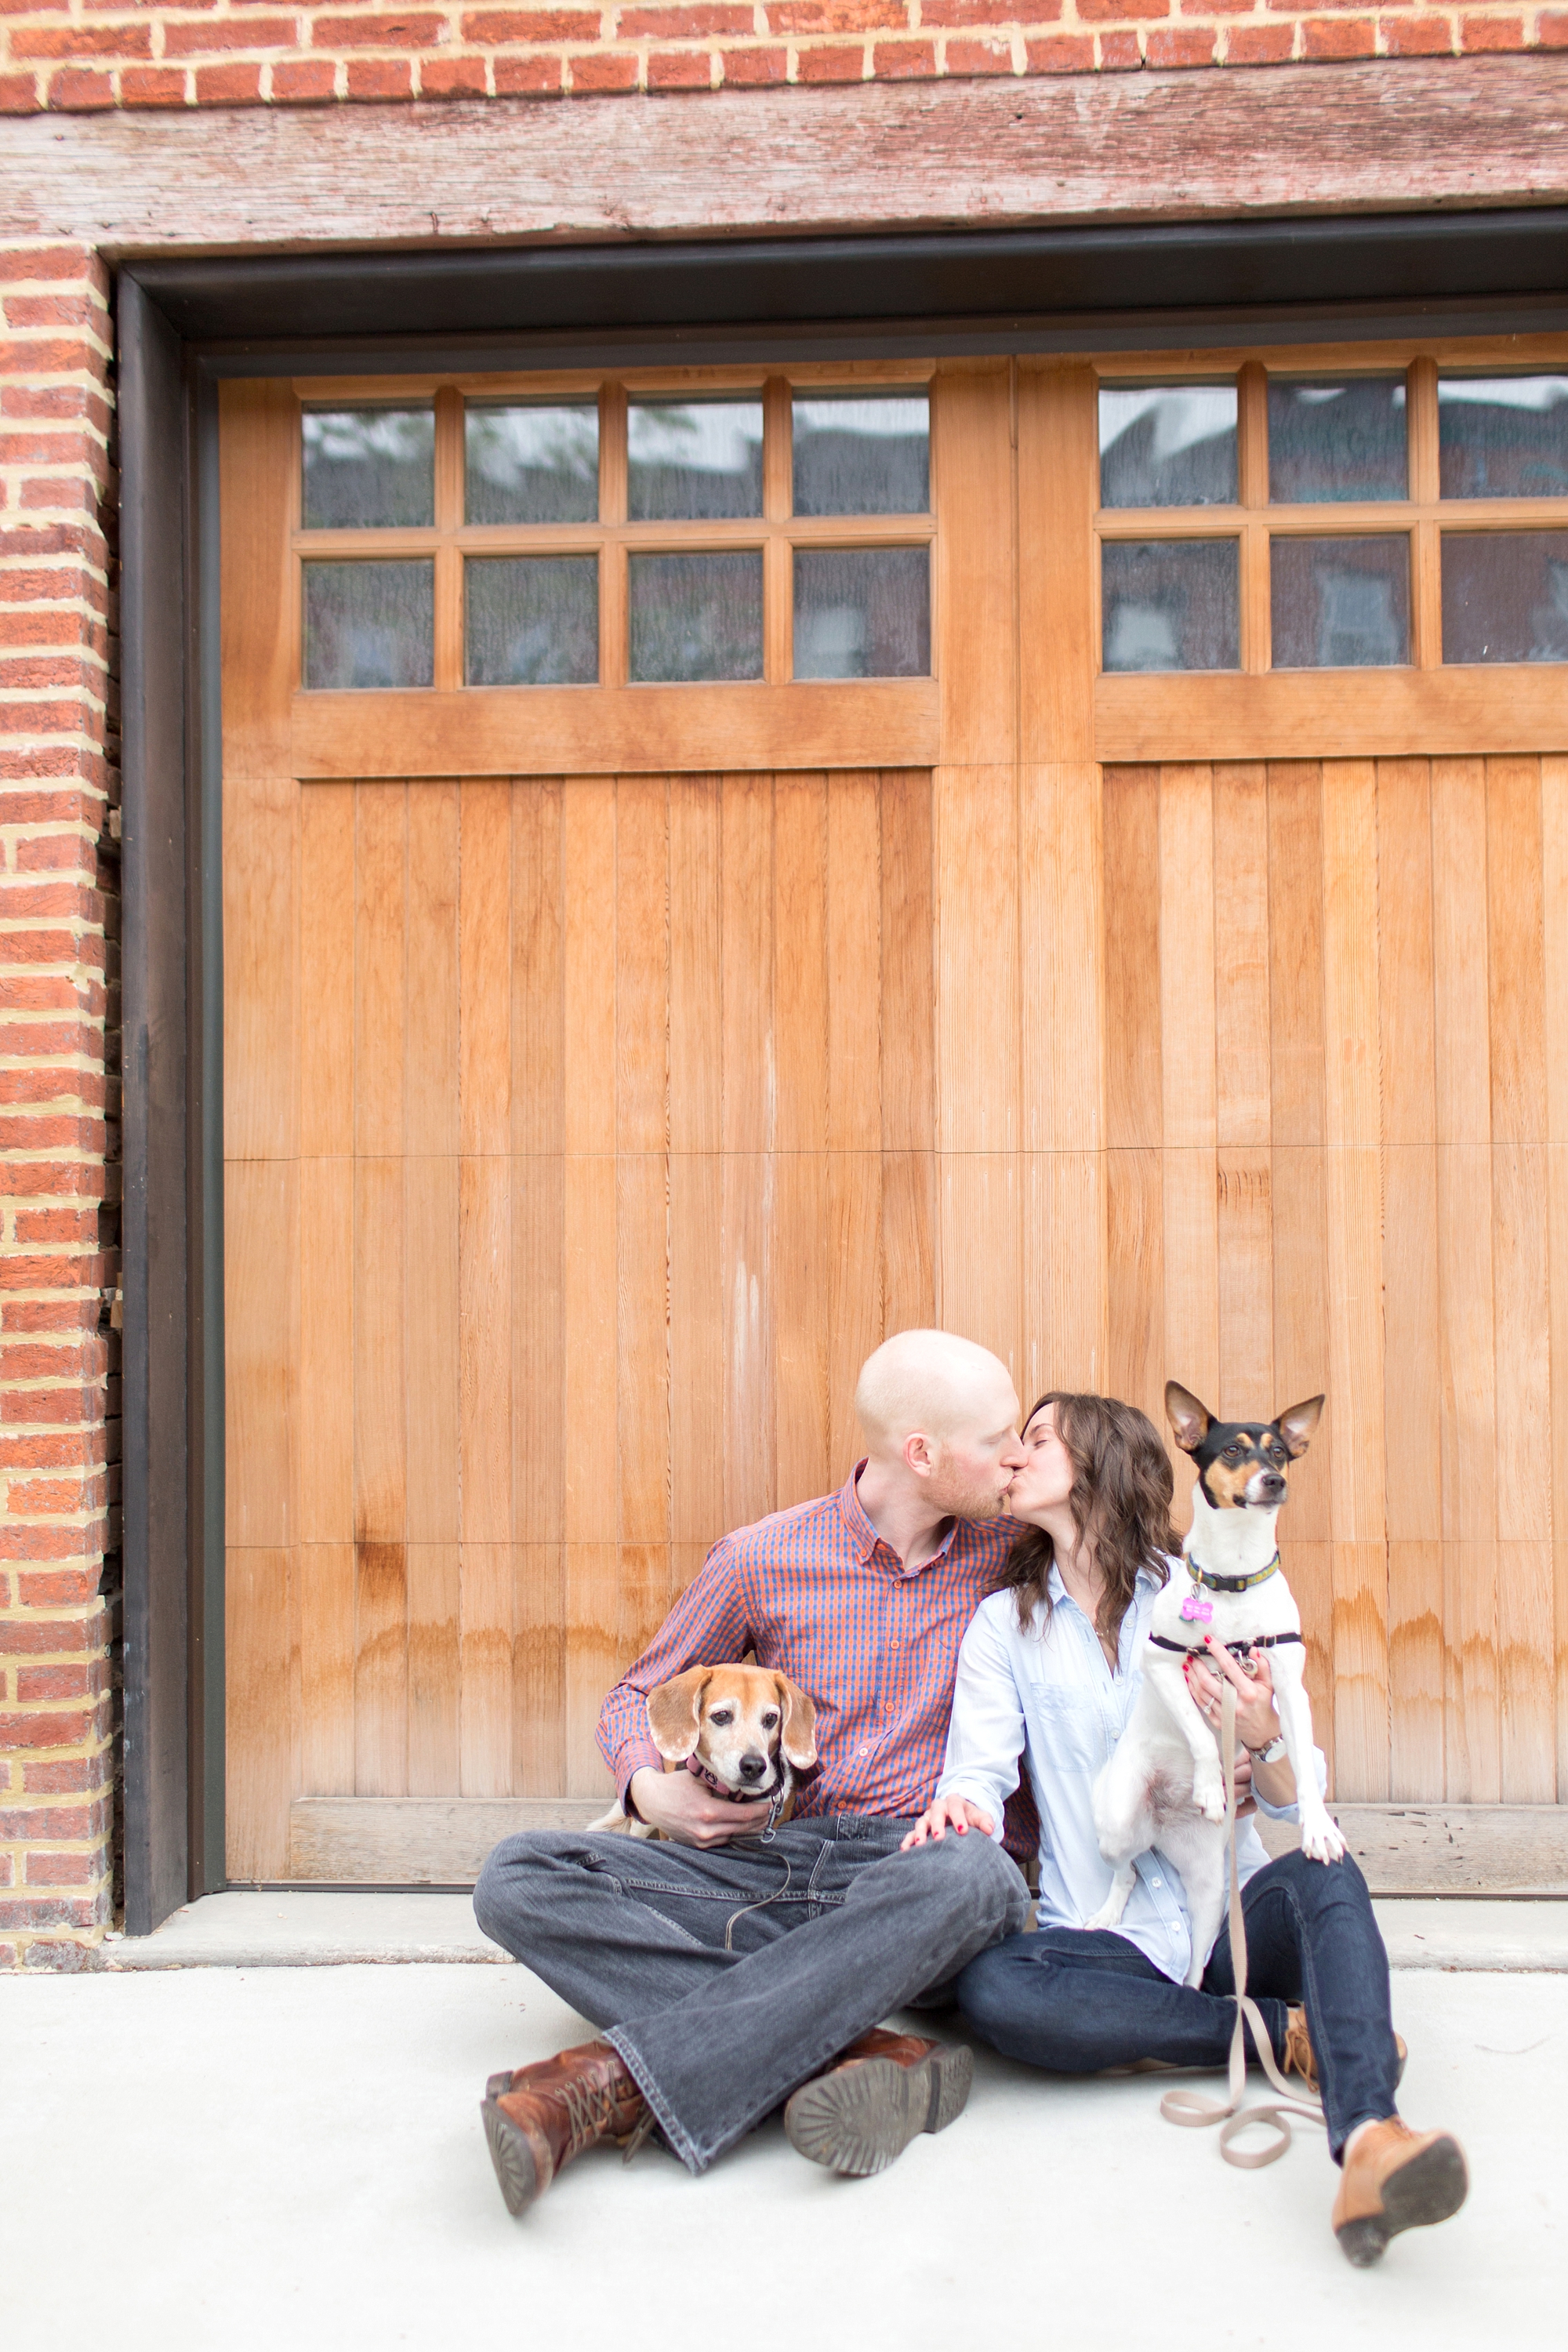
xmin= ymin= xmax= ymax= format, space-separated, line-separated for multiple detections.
xmin=5 ymin=61 xmax=1568 ymax=256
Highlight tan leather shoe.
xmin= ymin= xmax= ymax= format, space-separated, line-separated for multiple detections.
xmin=1282 ymin=2006 xmax=1406 ymax=2092
xmin=1332 ymin=2118 xmax=1469 ymax=2267
xmin=481 ymin=2038 xmax=649 ymax=2216
xmin=783 ymin=2027 xmax=973 ymax=2177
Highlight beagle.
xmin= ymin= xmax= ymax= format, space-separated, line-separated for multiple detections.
xmin=589 ymin=1664 xmax=818 ymax=1839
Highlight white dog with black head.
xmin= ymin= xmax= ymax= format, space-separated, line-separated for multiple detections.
xmin=1083 ymin=1381 xmax=1344 ymax=1987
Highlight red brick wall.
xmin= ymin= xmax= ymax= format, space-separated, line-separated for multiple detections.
xmin=0 ymin=244 xmax=117 ymax=1969
xmin=0 ymin=2 xmax=1562 ymax=114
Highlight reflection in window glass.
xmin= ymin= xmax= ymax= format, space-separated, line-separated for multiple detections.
xmin=465 ymin=557 xmax=597 ymax=685
xmin=464 ymin=403 xmax=598 ymax=524
xmin=1271 ymin=536 xmax=1409 ymax=667
xmin=1268 ymin=379 xmax=1407 ymax=504
xmin=1101 ymin=539 xmax=1240 ymax=672
xmin=629 ymin=551 xmax=763 ymax=681
xmin=793 ymin=546 xmax=929 ymax=678
xmin=1439 ymin=377 xmax=1568 ymax=499
xmin=792 ymin=392 xmax=930 ymax=516
xmin=302 ymin=409 xmax=434 ymax=529
xmin=627 ymin=401 xmax=764 ymax=520
xmin=1099 ymin=386 xmax=1237 ymax=508
xmin=1441 ymin=532 xmax=1568 ymax=662
xmin=303 ymin=561 xmax=434 ymax=689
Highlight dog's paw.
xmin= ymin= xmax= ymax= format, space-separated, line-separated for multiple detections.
xmin=1193 ymin=1769 xmax=1226 ymax=1823
xmin=1081 ymin=1900 xmax=1125 ymax=1933
xmin=1301 ymin=1815 xmax=1345 ymax=1864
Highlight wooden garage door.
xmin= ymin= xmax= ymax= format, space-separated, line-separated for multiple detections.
xmin=222 ymin=351 xmax=1568 ymax=1889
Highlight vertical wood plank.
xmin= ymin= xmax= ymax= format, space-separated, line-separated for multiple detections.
xmin=670 ymin=775 xmax=724 ymax=1548
xmin=225 ymin=1548 xmax=293 ymax=1879
xmin=721 ymin=772 xmax=775 ymax=1526
xmin=406 ymin=1541 xmax=459 ymax=1795
xmin=828 ymin=771 xmax=885 ymax=1478
xmin=514 ymin=1544 xmax=565 ymax=1797
xmin=459 ymin=1543 xmax=512 ymax=1798
xmin=615 ymin=775 xmax=672 ymax=1552
xmin=1541 ymin=753 xmax=1568 ymax=1795
xmin=1213 ymin=764 xmax=1274 ymax=1417
xmin=354 ymin=1539 xmax=408 ymax=1796
xmin=297 ymin=1542 xmax=354 ymax=1798
xmin=1018 ymin=362 xmax=1098 ymax=765
xmin=1377 ymin=758 xmax=1443 ymax=1798
xmin=1103 ymin=766 xmax=1163 ymax=1446
xmin=1486 ymin=757 xmax=1555 ymax=1798
xmin=1432 ymin=756 xmax=1498 ymax=1800
xmin=1159 ymin=764 xmax=1220 ymax=1432
xmin=225 ymin=1160 xmax=296 ymax=1549
xmin=775 ymin=773 xmax=829 ymax=1501
xmin=299 ymin=781 xmax=354 ymax=1159
xmin=224 ymin=771 xmax=299 ymax=1164
xmin=1320 ymin=759 xmax=1388 ymax=1798
xmin=934 ymin=361 xmax=1017 ymax=768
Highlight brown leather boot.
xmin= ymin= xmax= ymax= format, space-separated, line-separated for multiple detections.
xmin=1332 ymin=2118 xmax=1469 ymax=2267
xmin=783 ymin=2027 xmax=974 ymax=2177
xmin=1282 ymin=2006 xmax=1407 ymax=2092
xmin=480 ymin=2039 xmax=650 ymax=2216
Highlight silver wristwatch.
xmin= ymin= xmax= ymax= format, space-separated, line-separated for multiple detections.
xmin=1247 ymin=1735 xmax=1288 ymax=1766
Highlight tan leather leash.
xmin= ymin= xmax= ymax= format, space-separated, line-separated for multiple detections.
xmin=1158 ymin=1680 xmax=1327 ymax=2168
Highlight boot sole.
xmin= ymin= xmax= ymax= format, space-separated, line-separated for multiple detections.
xmin=1335 ymin=2134 xmax=1468 ymax=2268
xmin=783 ymin=2042 xmax=974 ymax=2178
xmin=481 ymin=2096 xmax=548 ymax=2219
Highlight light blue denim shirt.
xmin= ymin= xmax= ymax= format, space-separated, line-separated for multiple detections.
xmin=936 ymin=1561 xmax=1325 ymax=1984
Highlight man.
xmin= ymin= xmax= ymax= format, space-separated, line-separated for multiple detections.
xmin=474 ymin=1329 xmax=1033 ymax=2216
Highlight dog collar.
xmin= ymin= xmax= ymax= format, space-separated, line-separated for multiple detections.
xmin=1186 ymin=1551 xmax=1281 ymax=1595
xmin=684 ymin=1755 xmax=782 ymax=1806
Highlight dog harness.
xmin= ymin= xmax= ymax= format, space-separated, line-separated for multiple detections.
xmin=1148 ymin=1550 xmax=1302 ymax=1661
xmin=1148 ymin=1628 xmax=1305 ymax=1661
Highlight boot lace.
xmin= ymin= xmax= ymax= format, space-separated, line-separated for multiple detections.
xmin=557 ymin=2070 xmax=635 ymax=2160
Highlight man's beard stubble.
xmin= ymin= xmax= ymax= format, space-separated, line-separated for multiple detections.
xmin=924 ymin=1457 xmax=1010 ymax=1523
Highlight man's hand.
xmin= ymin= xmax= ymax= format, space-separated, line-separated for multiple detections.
xmin=626 ymin=1766 xmax=773 ymax=1847
xmin=900 ymin=1793 xmax=995 ymax=1851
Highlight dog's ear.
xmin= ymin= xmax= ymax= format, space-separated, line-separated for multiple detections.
xmin=1165 ymin=1381 xmax=1213 ymax=1454
xmin=775 ymin=1674 xmax=818 ymax=1771
xmin=1274 ymin=1396 xmax=1324 ymax=1458
xmin=647 ymin=1668 xmax=710 ymax=1762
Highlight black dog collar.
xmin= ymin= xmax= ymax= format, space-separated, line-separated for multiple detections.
xmin=1186 ymin=1551 xmax=1282 ymax=1594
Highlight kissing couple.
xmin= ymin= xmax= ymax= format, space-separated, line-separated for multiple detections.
xmin=474 ymin=1327 xmax=1465 ymax=2265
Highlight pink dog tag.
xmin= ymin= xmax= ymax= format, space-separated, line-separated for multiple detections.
xmin=1179 ymin=1595 xmax=1214 ymax=1624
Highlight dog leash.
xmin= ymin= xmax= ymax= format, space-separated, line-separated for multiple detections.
xmin=1156 ymin=1680 xmax=1327 ymax=2169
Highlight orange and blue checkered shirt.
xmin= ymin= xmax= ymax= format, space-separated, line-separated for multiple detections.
xmin=598 ymin=1465 xmax=1037 ymax=1854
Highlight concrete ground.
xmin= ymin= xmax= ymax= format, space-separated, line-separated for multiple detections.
xmin=5 ymin=1900 xmax=1566 ymax=2350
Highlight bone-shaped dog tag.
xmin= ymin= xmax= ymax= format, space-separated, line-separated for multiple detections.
xmin=1179 ymin=1595 xmax=1214 ymax=1624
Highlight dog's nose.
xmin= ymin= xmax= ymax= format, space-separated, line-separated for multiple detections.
xmin=738 ymin=1753 xmax=767 ymax=1782
xmin=1258 ymin=1473 xmax=1287 ymax=1501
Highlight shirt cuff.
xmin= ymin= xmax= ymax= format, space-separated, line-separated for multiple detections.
xmin=618 ymin=1740 xmax=665 ymax=1814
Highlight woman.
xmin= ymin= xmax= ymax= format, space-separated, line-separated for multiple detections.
xmin=903 ymin=1392 xmax=1466 ymax=2267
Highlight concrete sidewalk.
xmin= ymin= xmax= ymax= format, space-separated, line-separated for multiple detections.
xmin=5 ymin=1951 xmax=1564 ymax=2350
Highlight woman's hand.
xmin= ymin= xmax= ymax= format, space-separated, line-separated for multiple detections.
xmin=901 ymin=1792 xmax=996 ymax=1850
xmin=1185 ymin=1638 xmax=1281 ymax=1755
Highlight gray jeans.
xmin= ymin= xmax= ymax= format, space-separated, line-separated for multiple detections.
xmin=473 ymin=1812 xmax=1030 ymax=2173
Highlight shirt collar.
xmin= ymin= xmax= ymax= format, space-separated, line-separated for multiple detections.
xmin=1045 ymin=1559 xmax=1163 ymax=1607
xmin=837 ymin=1461 xmax=961 ymax=1574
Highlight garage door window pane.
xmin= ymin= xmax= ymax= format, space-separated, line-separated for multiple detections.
xmin=629 ymin=550 xmax=763 ymax=681
xmin=466 ymin=557 xmax=598 ymax=685
xmin=1271 ymin=535 xmax=1410 ymax=667
xmin=302 ymin=408 xmax=434 ymax=529
xmin=1442 ymin=532 xmax=1568 ymax=662
xmin=465 ymin=403 xmax=599 ymax=524
xmin=792 ymin=392 xmax=930 ymax=516
xmin=627 ymin=401 xmax=764 ymax=520
xmin=303 ymin=561 xmax=434 ymax=689
xmin=1268 ymin=379 xmax=1407 ymax=504
xmin=793 ymin=546 xmax=929 ymax=678
xmin=1099 ymin=386 xmax=1237 ymax=509
xmin=1102 ymin=539 xmax=1240 ymax=671
xmin=1439 ymin=377 xmax=1568 ymax=499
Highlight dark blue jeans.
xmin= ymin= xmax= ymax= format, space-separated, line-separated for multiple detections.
xmin=956 ymin=1849 xmax=1399 ymax=2161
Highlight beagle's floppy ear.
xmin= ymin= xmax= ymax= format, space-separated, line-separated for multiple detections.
xmin=646 ymin=1668 xmax=710 ymax=1762
xmin=1165 ymin=1381 xmax=1213 ymax=1455
xmin=1274 ymin=1395 xmax=1325 ymax=1459
xmin=775 ymin=1673 xmax=818 ymax=1771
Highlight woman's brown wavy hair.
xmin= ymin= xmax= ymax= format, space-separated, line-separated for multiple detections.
xmin=996 ymin=1391 xmax=1178 ymax=1642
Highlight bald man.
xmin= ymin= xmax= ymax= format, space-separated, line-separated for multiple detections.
xmin=474 ymin=1330 xmax=1032 ymax=2216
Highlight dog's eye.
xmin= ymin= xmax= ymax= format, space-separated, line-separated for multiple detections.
xmin=708 ymin=1709 xmax=733 ymax=1727
xmin=761 ymin=1711 xmax=779 ymax=1730
xmin=1222 ymin=1444 xmax=1243 ymax=1463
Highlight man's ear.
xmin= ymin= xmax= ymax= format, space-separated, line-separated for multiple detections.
xmin=902 ymin=1430 xmax=939 ymax=1479
xmin=1165 ymin=1381 xmax=1213 ymax=1455
xmin=647 ymin=1668 xmax=710 ymax=1762
xmin=775 ymin=1674 xmax=818 ymax=1770
xmin=1274 ymin=1396 xmax=1325 ymax=1458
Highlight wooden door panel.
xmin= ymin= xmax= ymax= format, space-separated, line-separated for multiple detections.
xmin=225 ymin=768 xmax=938 ymax=1875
